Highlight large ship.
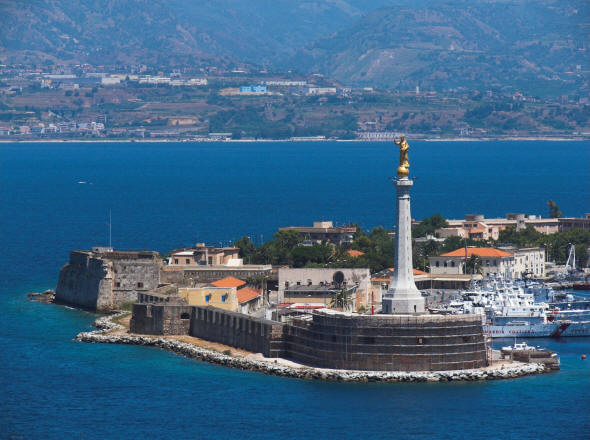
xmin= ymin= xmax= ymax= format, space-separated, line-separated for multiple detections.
xmin=441 ymin=276 xmax=590 ymax=338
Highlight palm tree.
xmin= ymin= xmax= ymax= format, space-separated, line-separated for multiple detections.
xmin=465 ymin=255 xmax=483 ymax=275
xmin=330 ymin=287 xmax=353 ymax=311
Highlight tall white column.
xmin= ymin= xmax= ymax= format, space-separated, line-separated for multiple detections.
xmin=382 ymin=177 xmax=425 ymax=314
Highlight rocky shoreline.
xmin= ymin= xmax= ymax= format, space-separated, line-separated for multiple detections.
xmin=76 ymin=315 xmax=548 ymax=383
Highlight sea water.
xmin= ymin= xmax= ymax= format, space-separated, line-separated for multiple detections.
xmin=1 ymin=141 xmax=589 ymax=439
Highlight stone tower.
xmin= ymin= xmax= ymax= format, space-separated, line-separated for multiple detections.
xmin=382 ymin=177 xmax=425 ymax=314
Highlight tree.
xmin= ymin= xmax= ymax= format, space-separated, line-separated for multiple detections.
xmin=273 ymin=230 xmax=302 ymax=250
xmin=330 ymin=287 xmax=353 ymax=311
xmin=466 ymin=255 xmax=483 ymax=275
xmin=291 ymin=245 xmax=332 ymax=268
xmin=234 ymin=236 xmax=255 ymax=262
xmin=547 ymin=200 xmax=563 ymax=218
xmin=413 ymin=213 xmax=449 ymax=238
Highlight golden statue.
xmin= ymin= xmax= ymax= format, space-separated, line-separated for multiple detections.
xmin=394 ymin=135 xmax=410 ymax=177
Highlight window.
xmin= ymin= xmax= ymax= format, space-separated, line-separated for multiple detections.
xmin=494 ymin=260 xmax=498 ymax=266
xmin=436 ymin=261 xmax=440 ymax=267
xmin=115 ymin=281 xmax=121 ymax=288
xmin=174 ymin=259 xmax=179 ymax=264
xmin=137 ymin=282 xmax=144 ymax=288
xmin=417 ymin=337 xmax=424 ymax=344
xmin=205 ymin=295 xmax=211 ymax=303
xmin=285 ymin=281 xmax=290 ymax=288
xmin=307 ymin=279 xmax=312 ymax=286
xmin=444 ymin=262 xmax=447 ymax=267
xmin=296 ymin=281 xmax=301 ymax=286
xmin=185 ymin=259 xmax=190 ymax=264
xmin=451 ymin=261 xmax=455 ymax=267
xmin=208 ymin=257 xmax=213 ymax=265
xmin=221 ymin=295 xmax=227 ymax=303
xmin=180 ymin=313 xmax=190 ymax=320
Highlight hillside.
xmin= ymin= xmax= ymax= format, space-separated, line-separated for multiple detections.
xmin=0 ymin=0 xmax=389 ymax=67
xmin=291 ymin=0 xmax=589 ymax=96
xmin=0 ymin=0 xmax=588 ymax=97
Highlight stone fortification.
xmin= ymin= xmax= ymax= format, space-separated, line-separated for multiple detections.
xmin=56 ymin=249 xmax=161 ymax=312
xmin=284 ymin=311 xmax=487 ymax=371
xmin=130 ymin=303 xmax=284 ymax=357
xmin=129 ymin=303 xmax=487 ymax=372
xmin=160 ymin=265 xmax=272 ymax=285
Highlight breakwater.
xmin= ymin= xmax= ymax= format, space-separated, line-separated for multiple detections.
xmin=77 ymin=315 xmax=547 ymax=382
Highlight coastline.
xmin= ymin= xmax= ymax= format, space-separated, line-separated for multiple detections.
xmin=76 ymin=313 xmax=549 ymax=383
xmin=0 ymin=136 xmax=588 ymax=144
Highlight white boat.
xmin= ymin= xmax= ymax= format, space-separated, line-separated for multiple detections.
xmin=501 ymin=341 xmax=539 ymax=352
xmin=452 ymin=275 xmax=590 ymax=338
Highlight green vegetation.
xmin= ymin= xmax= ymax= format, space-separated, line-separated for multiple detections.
xmin=412 ymin=213 xmax=448 ymax=238
xmin=118 ymin=301 xmax=136 ymax=312
xmin=547 ymin=200 xmax=563 ymax=219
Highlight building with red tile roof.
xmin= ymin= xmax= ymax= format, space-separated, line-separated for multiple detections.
xmin=440 ymin=248 xmax=513 ymax=258
xmin=236 ymin=287 xmax=260 ymax=304
xmin=430 ymin=247 xmax=516 ymax=278
xmin=346 ymin=249 xmax=364 ymax=258
xmin=211 ymin=276 xmax=246 ymax=288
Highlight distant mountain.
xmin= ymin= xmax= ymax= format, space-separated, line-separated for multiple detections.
xmin=0 ymin=0 xmax=390 ymax=67
xmin=291 ymin=0 xmax=589 ymax=96
xmin=1 ymin=0 xmax=587 ymax=96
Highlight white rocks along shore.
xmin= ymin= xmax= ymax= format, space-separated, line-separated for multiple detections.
xmin=76 ymin=314 xmax=548 ymax=383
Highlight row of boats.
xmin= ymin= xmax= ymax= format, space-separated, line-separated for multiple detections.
xmin=430 ymin=276 xmax=590 ymax=338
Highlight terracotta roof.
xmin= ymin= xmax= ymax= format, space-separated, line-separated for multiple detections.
xmin=211 ymin=276 xmax=246 ymax=288
xmin=371 ymin=277 xmax=390 ymax=282
xmin=347 ymin=249 xmax=365 ymax=257
xmin=388 ymin=267 xmax=427 ymax=275
xmin=440 ymin=248 xmax=513 ymax=258
xmin=237 ymin=287 xmax=260 ymax=303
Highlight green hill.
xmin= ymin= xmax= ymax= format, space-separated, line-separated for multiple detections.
xmin=291 ymin=0 xmax=589 ymax=96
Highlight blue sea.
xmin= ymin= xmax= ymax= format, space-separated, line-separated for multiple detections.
xmin=1 ymin=141 xmax=589 ymax=439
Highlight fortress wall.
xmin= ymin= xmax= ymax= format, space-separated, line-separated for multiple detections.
xmin=129 ymin=305 xmax=487 ymax=372
xmin=55 ymin=252 xmax=112 ymax=310
xmin=56 ymin=250 xmax=161 ymax=312
xmin=283 ymin=313 xmax=488 ymax=371
xmin=189 ymin=307 xmax=285 ymax=357
xmin=130 ymin=303 xmax=192 ymax=335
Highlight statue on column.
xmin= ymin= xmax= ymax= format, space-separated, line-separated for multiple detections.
xmin=394 ymin=136 xmax=410 ymax=177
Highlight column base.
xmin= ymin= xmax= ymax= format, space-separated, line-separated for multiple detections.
xmin=382 ymin=290 xmax=425 ymax=314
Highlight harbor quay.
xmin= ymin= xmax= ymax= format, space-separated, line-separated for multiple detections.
xmin=75 ymin=311 xmax=551 ymax=381
xmin=129 ymin=304 xmax=487 ymax=372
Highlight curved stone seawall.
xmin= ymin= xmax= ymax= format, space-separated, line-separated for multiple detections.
xmin=285 ymin=312 xmax=488 ymax=371
xmin=76 ymin=316 xmax=546 ymax=383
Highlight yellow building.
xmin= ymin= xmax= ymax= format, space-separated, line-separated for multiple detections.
xmin=178 ymin=286 xmax=237 ymax=311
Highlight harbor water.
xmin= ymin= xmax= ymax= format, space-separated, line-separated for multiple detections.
xmin=1 ymin=141 xmax=589 ymax=439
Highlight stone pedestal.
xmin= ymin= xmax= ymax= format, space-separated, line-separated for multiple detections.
xmin=382 ymin=178 xmax=425 ymax=314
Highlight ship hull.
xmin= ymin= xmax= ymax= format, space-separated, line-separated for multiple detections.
xmin=485 ymin=321 xmax=590 ymax=338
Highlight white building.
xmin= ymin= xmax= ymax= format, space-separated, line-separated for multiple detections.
xmin=101 ymin=77 xmax=121 ymax=86
xmin=278 ymin=268 xmax=371 ymax=310
xmin=429 ymin=247 xmax=516 ymax=278
xmin=501 ymin=247 xmax=546 ymax=278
